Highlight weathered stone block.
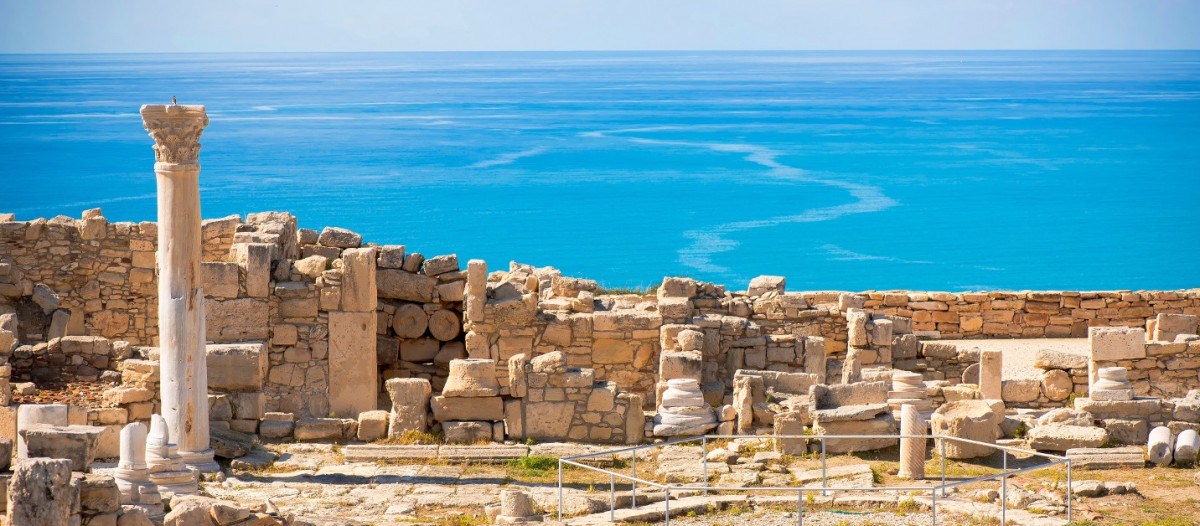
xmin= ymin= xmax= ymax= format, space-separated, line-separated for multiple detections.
xmin=293 ymin=418 xmax=343 ymax=441
xmin=328 ymin=311 xmax=378 ymax=418
xmin=377 ymin=269 xmax=436 ymax=302
xmin=1089 ymin=327 xmax=1146 ymax=361
xmin=205 ymin=299 xmax=269 ymax=341
xmin=431 ymin=396 xmax=503 ymax=422
xmin=340 ymin=247 xmax=377 ymax=313
xmin=206 ymin=342 xmax=267 ymax=392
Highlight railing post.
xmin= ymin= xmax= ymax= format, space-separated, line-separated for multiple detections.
xmin=631 ymin=449 xmax=638 ymax=509
xmin=797 ymin=489 xmax=804 ymax=526
xmin=939 ymin=437 xmax=947 ymax=497
xmin=1001 ymin=452 xmax=1008 ymax=526
xmin=820 ymin=438 xmax=828 ymax=496
xmin=1066 ymin=458 xmax=1073 ymax=524
xmin=665 ymin=487 xmax=671 ymax=526
xmin=557 ymin=459 xmax=563 ymax=522
xmin=931 ymin=487 xmax=937 ymax=526
xmin=610 ymin=472 xmax=616 ymax=523
xmin=702 ymin=435 xmax=708 ymax=496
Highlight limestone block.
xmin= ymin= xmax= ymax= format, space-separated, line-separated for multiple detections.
xmin=234 ymin=243 xmax=273 ymax=298
xmin=442 ymin=359 xmax=500 ymax=397
xmin=377 ymin=269 xmax=436 ymax=302
xmin=1147 ymin=426 xmax=1174 ymax=466
xmin=8 ymin=458 xmax=72 ymax=526
xmin=422 ymin=254 xmax=459 ymax=276
xmin=747 ymin=275 xmax=785 ymax=296
xmin=257 ymin=420 xmax=293 ymax=439
xmin=930 ymin=399 xmax=1005 ymax=459
xmin=402 ymin=252 xmax=425 ymax=272
xmin=847 ymin=309 xmax=868 ymax=347
xmin=658 ymin=277 xmax=697 ymax=298
xmin=659 ymin=351 xmax=702 ymax=381
xmin=427 ymin=309 xmax=461 ymax=341
xmin=205 ymin=343 xmax=267 ymax=392
xmin=328 ymin=311 xmax=378 ymax=417
xmin=434 ymin=341 xmax=466 ymax=367
xmin=386 ymin=378 xmax=431 ymax=437
xmin=1154 ymin=314 xmax=1199 ymax=342
xmin=294 ymin=419 xmax=343 ymax=442
xmin=356 ymin=411 xmax=389 ymax=442
xmin=292 ymin=255 xmax=328 ymax=279
xmin=16 ymin=403 xmax=69 ymax=459
xmin=1088 ymin=326 xmax=1146 ymax=361
xmin=20 ymin=424 xmax=104 ymax=471
xmin=1027 ymin=425 xmax=1108 ymax=452
xmin=464 ymin=259 xmax=487 ymax=323
xmin=521 ymin=401 xmax=575 ymax=439
xmin=1034 ymin=349 xmax=1088 ymax=370
xmin=200 ymin=262 xmax=239 ymax=300
xmin=437 ymin=280 xmax=465 ymax=303
xmin=979 ymin=350 xmax=1003 ymax=400
xmin=376 ymin=245 xmax=405 ymax=269
xmin=592 ymin=339 xmax=633 ymax=364
xmin=623 ymin=394 xmax=645 ymax=445
xmin=442 ymin=421 xmax=492 ymax=444
xmin=318 ymin=227 xmax=361 ymax=248
xmin=204 ymin=298 xmax=269 ymax=341
xmin=811 ymin=416 xmax=897 ymax=453
xmin=870 ymin=319 xmax=893 ymax=347
xmin=431 ymin=396 xmax=504 ymax=421
xmin=1001 ymin=378 xmax=1040 ymax=403
xmin=1074 ymin=397 xmax=1161 ymax=419
xmin=773 ymin=411 xmax=806 ymax=455
xmin=1102 ymin=419 xmax=1148 ymax=445
xmin=340 ymin=247 xmax=377 ymax=313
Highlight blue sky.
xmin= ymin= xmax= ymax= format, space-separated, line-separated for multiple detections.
xmin=1 ymin=0 xmax=1197 ymax=53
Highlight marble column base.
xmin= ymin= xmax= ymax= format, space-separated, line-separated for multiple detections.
xmin=150 ymin=469 xmax=198 ymax=498
xmin=179 ymin=448 xmax=220 ymax=473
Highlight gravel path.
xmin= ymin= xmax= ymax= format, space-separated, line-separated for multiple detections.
xmin=936 ymin=338 xmax=1087 ymax=379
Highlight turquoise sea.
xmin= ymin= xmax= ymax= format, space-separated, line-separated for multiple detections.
xmin=0 ymin=51 xmax=1197 ymax=290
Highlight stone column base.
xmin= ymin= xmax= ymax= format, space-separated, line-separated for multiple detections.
xmin=179 ymin=448 xmax=220 ymax=473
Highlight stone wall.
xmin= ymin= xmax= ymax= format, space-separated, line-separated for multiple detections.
xmin=3 ymin=209 xmax=1197 ymax=424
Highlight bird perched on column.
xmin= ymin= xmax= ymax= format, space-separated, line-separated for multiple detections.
xmin=171 ymin=96 xmax=177 ymax=105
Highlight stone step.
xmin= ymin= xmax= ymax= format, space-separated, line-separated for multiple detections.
xmin=340 ymin=445 xmax=438 ymax=463
xmin=1066 ymin=446 xmax=1145 ymax=470
xmin=439 ymin=444 xmax=530 ymax=463
xmin=567 ymin=494 xmax=748 ymax=524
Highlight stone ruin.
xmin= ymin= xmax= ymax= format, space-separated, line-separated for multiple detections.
xmin=0 ymin=102 xmax=1197 ymax=524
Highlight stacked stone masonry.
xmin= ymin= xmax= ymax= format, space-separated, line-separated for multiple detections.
xmin=2 ymin=210 xmax=1199 ymax=436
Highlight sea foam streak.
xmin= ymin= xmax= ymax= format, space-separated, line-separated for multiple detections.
xmin=587 ymin=127 xmax=897 ymax=275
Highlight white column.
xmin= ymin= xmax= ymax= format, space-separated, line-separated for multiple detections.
xmin=898 ymin=403 xmax=926 ymax=480
xmin=141 ymin=104 xmax=218 ymax=472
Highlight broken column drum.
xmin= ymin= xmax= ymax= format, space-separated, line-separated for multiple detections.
xmin=653 ymin=378 xmax=716 ymax=436
xmin=141 ymin=103 xmax=218 ymax=473
xmin=114 ymin=422 xmax=165 ymax=518
xmin=898 ymin=403 xmax=926 ymax=480
xmin=146 ymin=413 xmax=199 ymax=498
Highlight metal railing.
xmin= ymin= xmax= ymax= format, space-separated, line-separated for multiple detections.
xmin=556 ymin=433 xmax=1071 ymax=526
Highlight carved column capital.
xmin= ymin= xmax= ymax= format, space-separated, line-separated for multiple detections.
xmin=140 ymin=104 xmax=208 ymax=164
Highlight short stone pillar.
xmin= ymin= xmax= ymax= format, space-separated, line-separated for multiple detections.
xmin=495 ymin=488 xmax=543 ymax=523
xmin=898 ymin=404 xmax=926 ymax=480
xmin=979 ymin=350 xmax=1002 ymax=400
xmin=329 ymin=247 xmax=379 ymax=417
xmin=141 ymin=103 xmax=218 ymax=473
xmin=1091 ymin=367 xmax=1134 ymax=401
xmin=842 ymin=348 xmax=863 ymax=384
xmin=145 ymin=414 xmax=198 ymax=497
xmin=385 ymin=378 xmax=432 ymax=437
xmin=652 ymin=378 xmax=716 ymax=436
xmin=7 ymin=458 xmax=72 ymax=526
xmin=114 ymin=422 xmax=165 ymax=519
